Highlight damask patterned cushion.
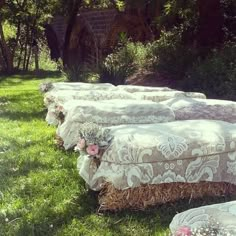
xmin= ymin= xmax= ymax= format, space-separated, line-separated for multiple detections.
xmin=44 ymin=89 xmax=138 ymax=108
xmin=169 ymin=201 xmax=236 ymax=235
xmin=57 ymin=99 xmax=175 ymax=150
xmin=117 ymin=85 xmax=173 ymax=93
xmin=161 ymin=97 xmax=236 ymax=123
xmin=51 ymin=82 xmax=115 ymax=91
xmin=77 ymin=120 xmax=236 ymax=190
xmin=133 ymin=91 xmax=206 ymax=102
xmin=44 ymin=90 xmax=138 ymax=125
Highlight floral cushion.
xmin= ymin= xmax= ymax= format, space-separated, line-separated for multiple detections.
xmin=44 ymin=90 xmax=139 ymax=125
xmin=57 ymin=99 xmax=175 ymax=150
xmin=161 ymin=97 xmax=236 ymax=123
xmin=117 ymin=85 xmax=173 ymax=93
xmin=44 ymin=89 xmax=138 ymax=107
xmin=169 ymin=201 xmax=236 ymax=235
xmin=41 ymin=82 xmax=115 ymax=93
xmin=133 ymin=91 xmax=206 ymax=102
xmin=77 ymin=120 xmax=236 ymax=190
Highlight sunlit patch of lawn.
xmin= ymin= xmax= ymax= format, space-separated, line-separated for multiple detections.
xmin=1 ymin=73 xmax=235 ymax=236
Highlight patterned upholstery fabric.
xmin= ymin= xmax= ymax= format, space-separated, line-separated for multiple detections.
xmin=170 ymin=201 xmax=236 ymax=235
xmin=133 ymin=91 xmax=206 ymax=102
xmin=77 ymin=120 xmax=236 ymax=191
xmin=117 ymin=85 xmax=173 ymax=93
xmin=44 ymin=90 xmax=138 ymax=125
xmin=161 ymin=97 xmax=236 ymax=123
xmin=57 ymin=99 xmax=175 ymax=150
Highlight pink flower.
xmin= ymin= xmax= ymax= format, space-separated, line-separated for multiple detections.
xmin=175 ymin=226 xmax=192 ymax=236
xmin=57 ymin=105 xmax=63 ymax=112
xmin=86 ymin=144 xmax=99 ymax=156
xmin=77 ymin=138 xmax=86 ymax=150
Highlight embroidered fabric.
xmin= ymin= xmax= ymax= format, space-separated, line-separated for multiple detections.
xmin=161 ymin=97 xmax=236 ymax=123
xmin=117 ymin=85 xmax=173 ymax=93
xmin=169 ymin=201 xmax=236 ymax=235
xmin=57 ymin=99 xmax=175 ymax=150
xmin=44 ymin=90 xmax=139 ymax=125
xmin=77 ymin=120 xmax=236 ymax=191
xmin=50 ymin=82 xmax=115 ymax=92
xmin=44 ymin=89 xmax=138 ymax=107
xmin=133 ymin=91 xmax=206 ymax=102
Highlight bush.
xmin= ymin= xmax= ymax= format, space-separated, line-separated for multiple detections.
xmin=63 ymin=64 xmax=99 ymax=82
xmin=150 ymin=28 xmax=198 ymax=80
xmin=182 ymin=42 xmax=236 ymax=100
xmin=99 ymin=41 xmax=150 ymax=85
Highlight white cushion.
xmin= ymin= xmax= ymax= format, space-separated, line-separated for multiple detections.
xmin=133 ymin=91 xmax=206 ymax=102
xmin=161 ymin=97 xmax=236 ymax=123
xmin=77 ymin=120 xmax=236 ymax=190
xmin=57 ymin=99 xmax=175 ymax=150
xmin=169 ymin=201 xmax=236 ymax=235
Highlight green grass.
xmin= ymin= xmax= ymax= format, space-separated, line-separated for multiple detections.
xmin=0 ymin=73 xmax=235 ymax=236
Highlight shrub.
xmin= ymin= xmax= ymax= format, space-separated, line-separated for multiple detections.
xmin=150 ymin=28 xmax=198 ymax=80
xmin=182 ymin=42 xmax=236 ymax=100
xmin=63 ymin=64 xmax=99 ymax=82
xmin=99 ymin=41 xmax=150 ymax=85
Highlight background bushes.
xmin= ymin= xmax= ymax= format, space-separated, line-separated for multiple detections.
xmin=182 ymin=42 xmax=236 ymax=100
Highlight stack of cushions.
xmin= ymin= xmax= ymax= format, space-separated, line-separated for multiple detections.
xmin=41 ymin=82 xmax=236 ymax=212
xmin=161 ymin=97 xmax=236 ymax=123
xmin=56 ymin=99 xmax=175 ymax=150
xmin=76 ymin=120 xmax=236 ymax=210
xmin=169 ymin=201 xmax=236 ymax=235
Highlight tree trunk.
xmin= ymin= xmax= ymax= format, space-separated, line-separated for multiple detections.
xmin=34 ymin=45 xmax=39 ymax=72
xmin=63 ymin=0 xmax=82 ymax=67
xmin=0 ymin=20 xmax=13 ymax=73
xmin=12 ymin=21 xmax=21 ymax=60
xmin=23 ymin=24 xmax=30 ymax=70
xmin=197 ymin=0 xmax=224 ymax=49
xmin=17 ymin=42 xmax=24 ymax=70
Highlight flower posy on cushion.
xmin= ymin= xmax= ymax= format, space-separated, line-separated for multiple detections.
xmin=175 ymin=226 xmax=192 ymax=236
xmin=39 ymin=82 xmax=54 ymax=93
xmin=74 ymin=122 xmax=112 ymax=158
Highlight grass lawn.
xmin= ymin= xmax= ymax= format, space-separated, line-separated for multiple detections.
xmin=0 ymin=73 xmax=235 ymax=236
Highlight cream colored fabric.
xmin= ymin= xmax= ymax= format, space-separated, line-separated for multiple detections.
xmin=77 ymin=120 xmax=236 ymax=190
xmin=117 ymin=85 xmax=173 ymax=93
xmin=57 ymin=99 xmax=175 ymax=150
xmin=133 ymin=91 xmax=206 ymax=102
xmin=52 ymin=82 xmax=115 ymax=91
xmin=161 ymin=97 xmax=236 ymax=123
xmin=170 ymin=201 xmax=236 ymax=235
xmin=44 ymin=90 xmax=138 ymax=125
xmin=44 ymin=89 xmax=138 ymax=107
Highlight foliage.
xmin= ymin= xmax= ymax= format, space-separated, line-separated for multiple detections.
xmin=2 ymin=20 xmax=16 ymax=40
xmin=62 ymin=64 xmax=99 ymax=82
xmin=99 ymin=41 xmax=149 ymax=85
xmin=150 ymin=29 xmax=198 ymax=80
xmin=221 ymin=0 xmax=236 ymax=41
xmin=156 ymin=0 xmax=198 ymax=43
xmin=0 ymin=0 xmax=60 ymax=72
xmin=182 ymin=42 xmax=236 ymax=100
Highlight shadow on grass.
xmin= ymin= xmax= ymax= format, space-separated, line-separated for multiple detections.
xmin=0 ymin=70 xmax=63 ymax=84
xmin=0 ymin=110 xmax=46 ymax=121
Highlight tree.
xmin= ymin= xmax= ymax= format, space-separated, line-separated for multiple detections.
xmin=0 ymin=0 xmax=13 ymax=73
xmin=0 ymin=0 xmax=60 ymax=72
